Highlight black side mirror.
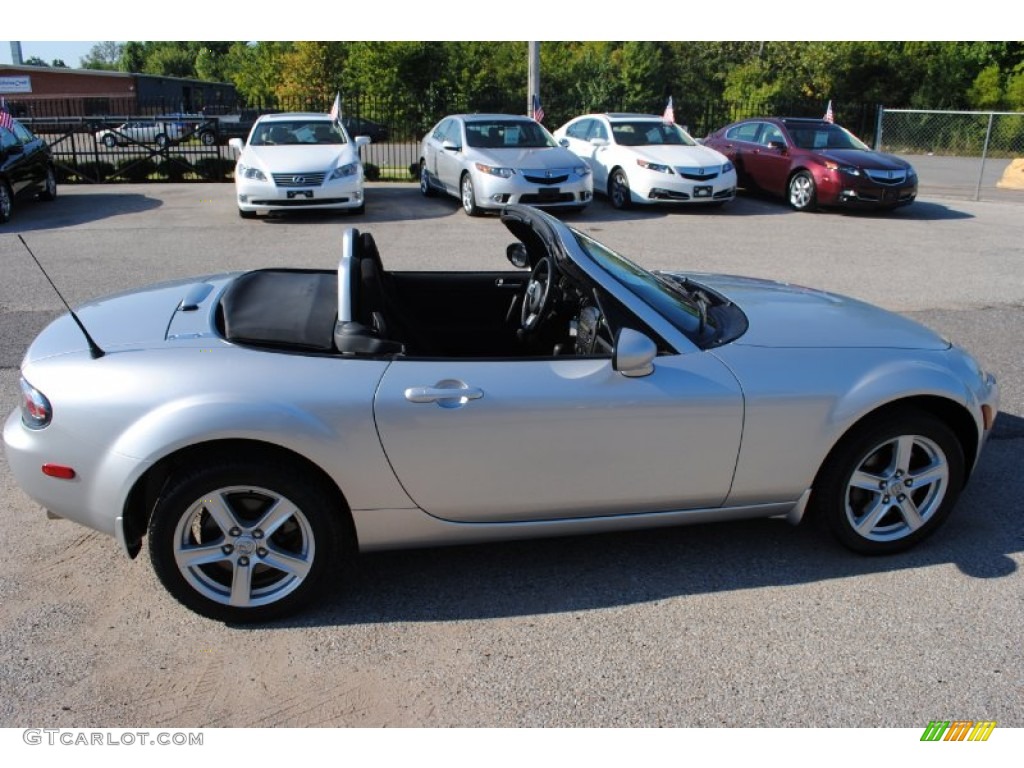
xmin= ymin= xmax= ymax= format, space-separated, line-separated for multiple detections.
xmin=506 ymin=243 xmax=530 ymax=269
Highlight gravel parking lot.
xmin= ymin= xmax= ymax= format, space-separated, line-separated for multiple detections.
xmin=1 ymin=182 xmax=1022 ymax=731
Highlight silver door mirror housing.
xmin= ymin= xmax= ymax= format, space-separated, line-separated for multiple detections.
xmin=613 ymin=328 xmax=656 ymax=378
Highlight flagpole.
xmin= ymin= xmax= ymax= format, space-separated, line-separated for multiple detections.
xmin=527 ymin=41 xmax=540 ymax=117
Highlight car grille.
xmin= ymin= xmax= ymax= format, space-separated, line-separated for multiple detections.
xmin=522 ymin=170 xmax=571 ymax=185
xmin=864 ymin=169 xmax=908 ymax=185
xmin=272 ymin=172 xmax=327 ymax=187
xmin=675 ymin=167 xmax=720 ymax=182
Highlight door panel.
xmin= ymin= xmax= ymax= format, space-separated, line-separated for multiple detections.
xmin=374 ymin=353 xmax=743 ymax=523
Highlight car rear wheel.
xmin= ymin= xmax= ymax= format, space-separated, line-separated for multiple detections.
xmin=200 ymin=131 xmax=217 ymax=146
xmin=155 ymin=134 xmax=169 ymax=148
xmin=788 ymin=171 xmax=817 ymax=211
xmin=102 ymin=134 xmax=117 ymax=148
xmin=0 ymin=181 xmax=12 ymax=223
xmin=811 ymin=410 xmax=965 ymax=554
xmin=39 ymin=167 xmax=57 ymax=201
xmin=148 ymin=459 xmax=344 ymax=622
xmin=461 ymin=173 xmax=481 ymax=216
xmin=609 ymin=168 xmax=632 ymax=209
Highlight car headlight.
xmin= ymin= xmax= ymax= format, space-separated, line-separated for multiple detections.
xmin=907 ymin=167 xmax=918 ymax=179
xmin=331 ymin=162 xmax=360 ymax=180
xmin=19 ymin=376 xmax=52 ymax=430
xmin=475 ymin=163 xmax=515 ymax=178
xmin=824 ymin=160 xmax=861 ymax=176
xmin=238 ymin=163 xmax=266 ymax=181
xmin=636 ymin=159 xmax=674 ymax=174
xmin=722 ymin=161 xmax=734 ymax=174
xmin=574 ymin=165 xmax=591 ymax=177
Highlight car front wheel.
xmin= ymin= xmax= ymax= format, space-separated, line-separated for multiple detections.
xmin=609 ymin=168 xmax=632 ymax=209
xmin=811 ymin=410 xmax=965 ymax=554
xmin=200 ymin=131 xmax=217 ymax=146
xmin=39 ymin=167 xmax=57 ymax=201
xmin=148 ymin=459 xmax=344 ymax=622
xmin=788 ymin=171 xmax=817 ymax=211
xmin=0 ymin=181 xmax=12 ymax=223
xmin=461 ymin=173 xmax=481 ymax=216
xmin=155 ymin=134 xmax=169 ymax=148
xmin=102 ymin=134 xmax=117 ymax=148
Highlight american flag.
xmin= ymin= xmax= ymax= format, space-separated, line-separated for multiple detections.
xmin=662 ymin=96 xmax=675 ymax=124
xmin=823 ymin=100 xmax=834 ymax=123
xmin=328 ymin=92 xmax=341 ymax=122
xmin=531 ymin=94 xmax=544 ymax=125
xmin=0 ymin=98 xmax=14 ymax=131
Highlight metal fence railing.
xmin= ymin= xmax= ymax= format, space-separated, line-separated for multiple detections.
xmin=876 ymin=108 xmax=1024 ymax=201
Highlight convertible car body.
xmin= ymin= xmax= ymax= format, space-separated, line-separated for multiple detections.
xmin=4 ymin=206 xmax=999 ymax=621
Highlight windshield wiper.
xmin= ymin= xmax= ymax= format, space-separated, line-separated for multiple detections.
xmin=653 ymin=271 xmax=708 ymax=333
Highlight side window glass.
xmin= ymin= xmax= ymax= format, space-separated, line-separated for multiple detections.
xmin=433 ymin=118 xmax=452 ymax=142
xmin=591 ymin=121 xmax=609 ymax=141
xmin=566 ymin=120 xmax=589 ymax=140
xmin=727 ymin=123 xmax=760 ymax=143
xmin=0 ymin=127 xmax=16 ymax=151
xmin=12 ymin=122 xmax=35 ymax=144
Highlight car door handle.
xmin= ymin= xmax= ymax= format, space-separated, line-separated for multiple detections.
xmin=404 ymin=382 xmax=484 ymax=406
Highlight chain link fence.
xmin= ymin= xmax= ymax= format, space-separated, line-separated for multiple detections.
xmin=876 ymin=109 xmax=1024 ymax=201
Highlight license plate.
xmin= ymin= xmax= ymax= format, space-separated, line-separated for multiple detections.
xmin=287 ymin=190 xmax=314 ymax=199
xmin=537 ymin=187 xmax=561 ymax=198
xmin=694 ymin=186 xmax=712 ymax=198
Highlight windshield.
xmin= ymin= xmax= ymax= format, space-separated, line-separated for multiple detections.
xmin=465 ymin=120 xmax=557 ymax=149
xmin=611 ymin=121 xmax=696 ymax=147
xmin=571 ymin=229 xmax=711 ymax=340
xmin=786 ymin=123 xmax=868 ymax=151
xmin=250 ymin=120 xmax=348 ymax=146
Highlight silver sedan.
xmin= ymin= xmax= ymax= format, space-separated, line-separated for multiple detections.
xmin=4 ymin=205 xmax=999 ymax=622
xmin=419 ymin=114 xmax=593 ymax=215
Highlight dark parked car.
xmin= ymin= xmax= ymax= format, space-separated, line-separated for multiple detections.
xmin=703 ymin=117 xmax=917 ymax=212
xmin=342 ymin=116 xmax=389 ymax=143
xmin=1 ymin=118 xmax=57 ymax=224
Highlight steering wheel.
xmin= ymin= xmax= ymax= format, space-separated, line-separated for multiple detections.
xmin=521 ymin=257 xmax=555 ymax=333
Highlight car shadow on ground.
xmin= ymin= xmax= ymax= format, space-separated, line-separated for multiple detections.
xmin=257 ymin=412 xmax=1023 ymax=630
xmin=833 ymin=199 xmax=973 ymax=221
xmin=4 ymin=191 xmax=162 ymax=232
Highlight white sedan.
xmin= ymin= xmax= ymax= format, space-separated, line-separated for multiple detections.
xmin=95 ymin=121 xmax=183 ymax=148
xmin=229 ymin=113 xmax=370 ymax=218
xmin=554 ymin=113 xmax=737 ymax=209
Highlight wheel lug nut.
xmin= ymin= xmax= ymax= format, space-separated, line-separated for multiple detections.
xmin=883 ymin=495 xmax=891 ymax=503
xmin=253 ymin=529 xmax=264 ymax=539
xmin=905 ymin=479 xmax=913 ymax=487
xmin=257 ymin=548 xmax=268 ymax=557
xmin=898 ymin=494 xmax=906 ymax=502
xmin=222 ymin=544 xmax=234 ymax=555
xmin=878 ymin=480 xmax=887 ymax=489
xmin=895 ymin=470 xmax=903 ymax=478
xmin=229 ymin=527 xmax=241 ymax=537
xmin=238 ymin=556 xmax=249 ymax=567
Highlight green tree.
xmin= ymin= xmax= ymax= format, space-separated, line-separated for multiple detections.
xmin=81 ymin=42 xmax=122 ymax=70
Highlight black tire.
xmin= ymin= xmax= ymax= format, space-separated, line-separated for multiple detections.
xmin=155 ymin=134 xmax=169 ymax=149
xmin=810 ymin=409 xmax=965 ymax=555
xmin=148 ymin=458 xmax=345 ymax=622
xmin=0 ymin=180 xmax=12 ymax=224
xmin=238 ymin=208 xmax=257 ymax=219
xmin=460 ymin=172 xmax=481 ymax=216
xmin=103 ymin=134 xmax=117 ymax=148
xmin=788 ymin=170 xmax=817 ymax=211
xmin=419 ymin=161 xmax=435 ymax=197
xmin=39 ymin=166 xmax=57 ymax=201
xmin=608 ymin=168 xmax=632 ymax=210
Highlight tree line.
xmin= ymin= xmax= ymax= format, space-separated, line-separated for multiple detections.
xmin=73 ymin=41 xmax=1024 ymax=120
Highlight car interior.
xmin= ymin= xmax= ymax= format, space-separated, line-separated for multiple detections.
xmin=216 ymin=226 xmax=625 ymax=361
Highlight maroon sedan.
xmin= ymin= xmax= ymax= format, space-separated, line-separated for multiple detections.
xmin=704 ymin=118 xmax=917 ymax=212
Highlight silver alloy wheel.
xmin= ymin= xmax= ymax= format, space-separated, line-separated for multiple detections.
xmin=155 ymin=134 xmax=168 ymax=148
xmin=788 ymin=172 xmax=815 ymax=210
xmin=0 ymin=182 xmax=11 ymax=223
xmin=171 ymin=485 xmax=315 ymax=609
xmin=609 ymin=169 xmax=631 ymax=209
xmin=103 ymin=134 xmax=117 ymax=148
xmin=419 ymin=163 xmax=433 ymax=196
xmin=41 ymin=167 xmax=57 ymax=200
xmin=844 ymin=434 xmax=949 ymax=543
xmin=461 ymin=173 xmax=479 ymax=215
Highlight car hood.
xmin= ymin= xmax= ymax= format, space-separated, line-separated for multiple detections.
xmin=471 ymin=146 xmax=584 ymax=170
xmin=241 ymin=144 xmax=360 ymax=171
xmin=814 ymin=148 xmax=912 ymax=171
xmin=630 ymin=143 xmax=729 ymax=167
xmin=679 ymin=272 xmax=949 ymax=350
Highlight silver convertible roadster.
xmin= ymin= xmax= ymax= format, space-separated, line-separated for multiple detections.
xmin=4 ymin=206 xmax=999 ymax=622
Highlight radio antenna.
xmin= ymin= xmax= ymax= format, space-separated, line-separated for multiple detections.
xmin=18 ymin=235 xmax=105 ymax=359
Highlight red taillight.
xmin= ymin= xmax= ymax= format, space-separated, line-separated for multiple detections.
xmin=19 ymin=377 xmax=52 ymax=429
xmin=42 ymin=464 xmax=76 ymax=480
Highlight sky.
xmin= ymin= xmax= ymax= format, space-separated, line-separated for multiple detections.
xmin=2 ymin=41 xmax=102 ymax=67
